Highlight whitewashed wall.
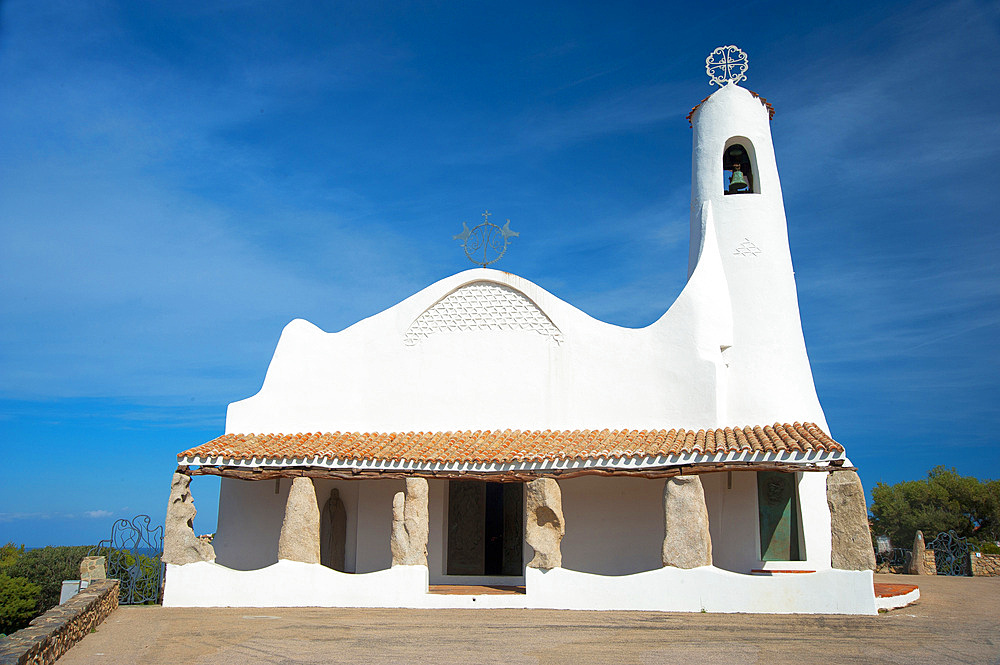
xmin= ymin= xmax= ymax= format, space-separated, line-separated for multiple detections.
xmin=797 ymin=472 xmax=833 ymax=570
xmin=560 ymin=476 xmax=664 ymax=575
xmin=354 ymin=480 xmax=402 ymax=574
xmin=214 ymin=477 xmax=286 ymax=571
xmin=702 ymin=471 xmax=760 ymax=573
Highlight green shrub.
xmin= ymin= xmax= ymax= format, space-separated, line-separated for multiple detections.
xmin=5 ymin=546 xmax=92 ymax=615
xmin=0 ymin=542 xmax=24 ymax=570
xmin=975 ymin=541 xmax=1000 ymax=555
xmin=0 ymin=572 xmax=42 ymax=636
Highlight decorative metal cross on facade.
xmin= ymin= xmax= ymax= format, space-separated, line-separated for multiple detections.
xmin=454 ymin=211 xmax=519 ymax=268
xmin=706 ymin=45 xmax=749 ymax=86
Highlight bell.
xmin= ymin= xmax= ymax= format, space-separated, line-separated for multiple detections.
xmin=728 ymin=167 xmax=749 ymax=193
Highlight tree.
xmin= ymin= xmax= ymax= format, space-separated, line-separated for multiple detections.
xmin=870 ymin=467 xmax=1000 ymax=548
xmin=4 ymin=546 xmax=93 ymax=615
xmin=0 ymin=542 xmax=24 ymax=570
xmin=0 ymin=572 xmax=42 ymax=636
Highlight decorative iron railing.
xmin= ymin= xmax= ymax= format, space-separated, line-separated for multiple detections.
xmin=874 ymin=531 xmax=974 ymax=576
xmin=88 ymin=515 xmax=164 ymax=604
xmin=926 ymin=530 xmax=971 ymax=576
xmin=874 ymin=547 xmax=912 ymax=574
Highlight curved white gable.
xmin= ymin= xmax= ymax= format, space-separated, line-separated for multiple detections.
xmin=225 ymin=82 xmax=828 ymax=437
xmin=226 ymin=247 xmax=732 ymax=434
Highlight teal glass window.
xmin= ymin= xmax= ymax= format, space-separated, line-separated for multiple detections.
xmin=757 ymin=472 xmax=803 ymax=561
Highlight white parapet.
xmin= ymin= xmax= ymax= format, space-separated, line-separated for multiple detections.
xmin=524 ymin=566 xmax=877 ymax=614
xmin=162 ymin=561 xmax=429 ymax=608
xmin=875 ymin=586 xmax=920 ymax=612
xmin=163 ymin=561 xmax=877 ymax=614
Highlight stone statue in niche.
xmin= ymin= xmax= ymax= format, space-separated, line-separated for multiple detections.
xmin=320 ymin=488 xmax=347 ymax=572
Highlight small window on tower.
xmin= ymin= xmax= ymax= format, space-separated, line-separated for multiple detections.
xmin=723 ymin=142 xmax=756 ymax=195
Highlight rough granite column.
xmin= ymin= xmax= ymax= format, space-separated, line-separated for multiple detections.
xmin=908 ymin=530 xmax=933 ymax=575
xmin=826 ymin=470 xmax=876 ymax=570
xmin=662 ymin=475 xmax=713 ymax=569
xmin=163 ymin=472 xmax=216 ymax=565
xmin=525 ymin=478 xmax=564 ymax=570
xmin=391 ymin=478 xmax=429 ymax=565
xmin=278 ymin=477 xmax=321 ymax=564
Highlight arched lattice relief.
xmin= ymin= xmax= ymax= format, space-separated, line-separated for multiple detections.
xmin=404 ymin=282 xmax=563 ymax=346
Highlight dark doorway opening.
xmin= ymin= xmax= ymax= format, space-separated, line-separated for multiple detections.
xmin=447 ymin=481 xmax=523 ymax=576
xmin=484 ymin=482 xmax=504 ymax=575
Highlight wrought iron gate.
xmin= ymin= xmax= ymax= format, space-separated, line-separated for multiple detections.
xmin=926 ymin=530 xmax=971 ymax=576
xmin=89 ymin=515 xmax=164 ymax=604
xmin=875 ymin=547 xmax=912 ymax=574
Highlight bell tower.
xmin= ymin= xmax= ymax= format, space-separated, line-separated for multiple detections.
xmin=688 ymin=46 xmax=828 ymax=430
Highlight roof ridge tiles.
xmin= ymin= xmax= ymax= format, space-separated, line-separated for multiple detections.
xmin=177 ymin=423 xmax=844 ymax=464
xmin=806 ymin=422 xmax=831 ymax=449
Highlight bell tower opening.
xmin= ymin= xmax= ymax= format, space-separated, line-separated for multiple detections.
xmin=723 ymin=139 xmax=759 ymax=195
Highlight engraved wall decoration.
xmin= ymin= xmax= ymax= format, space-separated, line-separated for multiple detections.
xmin=734 ymin=238 xmax=762 ymax=257
xmin=404 ymin=281 xmax=563 ymax=346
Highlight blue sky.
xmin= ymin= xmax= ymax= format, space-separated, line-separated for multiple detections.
xmin=1 ymin=0 xmax=998 ymax=547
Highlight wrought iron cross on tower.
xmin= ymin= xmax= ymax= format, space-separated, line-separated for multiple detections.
xmin=705 ymin=45 xmax=749 ymax=86
xmin=453 ymin=211 xmax=519 ymax=268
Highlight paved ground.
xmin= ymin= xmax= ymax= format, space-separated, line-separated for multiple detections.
xmin=60 ymin=574 xmax=999 ymax=665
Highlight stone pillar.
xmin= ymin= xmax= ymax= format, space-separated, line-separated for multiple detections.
xmin=320 ymin=488 xmax=348 ymax=571
xmin=163 ymin=472 xmax=216 ymax=565
xmin=278 ymin=477 xmax=321 ymax=564
xmin=662 ymin=475 xmax=712 ymax=569
xmin=391 ymin=478 xmax=429 ymax=566
xmin=79 ymin=556 xmax=106 ymax=581
xmin=826 ymin=470 xmax=876 ymax=571
xmin=908 ymin=530 xmax=933 ymax=575
xmin=525 ymin=478 xmax=564 ymax=570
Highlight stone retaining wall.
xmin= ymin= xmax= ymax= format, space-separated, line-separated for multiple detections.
xmin=922 ymin=550 xmax=937 ymax=575
xmin=0 ymin=579 xmax=119 ymax=665
xmin=971 ymin=552 xmax=1000 ymax=577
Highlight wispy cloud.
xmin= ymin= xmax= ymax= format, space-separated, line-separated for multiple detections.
xmin=0 ymin=509 xmax=116 ymax=523
xmin=0 ymin=512 xmax=58 ymax=523
xmin=513 ymin=82 xmax=690 ymax=151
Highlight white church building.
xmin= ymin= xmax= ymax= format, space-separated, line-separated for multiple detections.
xmin=162 ymin=48 xmax=896 ymax=614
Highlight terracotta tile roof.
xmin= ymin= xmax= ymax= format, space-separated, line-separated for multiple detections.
xmin=686 ymin=88 xmax=775 ymax=127
xmin=178 ymin=422 xmax=842 ymax=465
